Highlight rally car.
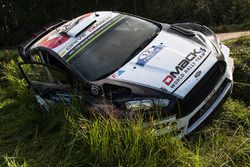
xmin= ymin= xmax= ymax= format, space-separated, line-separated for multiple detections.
xmin=18 ymin=11 xmax=234 ymax=137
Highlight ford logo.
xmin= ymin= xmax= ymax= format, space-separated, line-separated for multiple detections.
xmin=195 ymin=71 xmax=202 ymax=78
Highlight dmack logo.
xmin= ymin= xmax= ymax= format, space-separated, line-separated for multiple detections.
xmin=136 ymin=43 xmax=165 ymax=66
xmin=162 ymin=48 xmax=206 ymax=86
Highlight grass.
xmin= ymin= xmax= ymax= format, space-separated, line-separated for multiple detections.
xmin=0 ymin=36 xmax=250 ymax=166
xmin=211 ymin=20 xmax=250 ymax=33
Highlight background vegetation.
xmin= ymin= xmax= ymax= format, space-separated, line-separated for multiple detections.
xmin=0 ymin=0 xmax=250 ymax=166
xmin=0 ymin=35 xmax=249 ymax=166
xmin=1 ymin=0 xmax=250 ymax=47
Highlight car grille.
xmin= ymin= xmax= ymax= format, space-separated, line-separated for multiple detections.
xmin=179 ymin=61 xmax=226 ymax=117
xmin=187 ymin=79 xmax=230 ymax=128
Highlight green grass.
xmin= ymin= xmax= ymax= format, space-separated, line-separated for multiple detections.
xmin=211 ymin=20 xmax=250 ymax=33
xmin=0 ymin=36 xmax=250 ymax=166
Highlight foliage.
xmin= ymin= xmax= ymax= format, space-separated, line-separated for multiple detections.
xmin=1 ymin=0 xmax=250 ymax=47
xmin=211 ymin=20 xmax=250 ymax=33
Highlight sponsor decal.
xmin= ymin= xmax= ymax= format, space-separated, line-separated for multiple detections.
xmin=37 ymin=34 xmax=70 ymax=49
xmin=36 ymin=13 xmax=93 ymax=49
xmin=51 ymin=93 xmax=72 ymax=103
xmin=136 ymin=43 xmax=165 ymax=66
xmin=65 ymin=15 xmax=126 ymax=62
xmin=111 ymin=70 xmax=125 ymax=79
xmin=59 ymin=15 xmax=113 ymax=56
xmin=162 ymin=48 xmax=208 ymax=89
xmin=65 ymin=33 xmax=86 ymax=51
xmin=204 ymin=89 xmax=216 ymax=103
xmin=57 ymin=13 xmax=93 ymax=33
xmin=88 ymin=15 xmax=112 ymax=32
xmin=91 ymin=85 xmax=99 ymax=95
xmin=194 ymin=71 xmax=202 ymax=78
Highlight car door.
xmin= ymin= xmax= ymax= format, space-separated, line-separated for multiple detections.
xmin=18 ymin=62 xmax=73 ymax=111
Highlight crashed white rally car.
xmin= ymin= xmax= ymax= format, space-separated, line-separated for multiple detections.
xmin=18 ymin=11 xmax=234 ymax=137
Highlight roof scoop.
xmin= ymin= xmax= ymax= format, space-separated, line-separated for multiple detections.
xmin=170 ymin=24 xmax=195 ymax=36
xmin=66 ymin=19 xmax=96 ymax=37
xmin=60 ymin=15 xmax=97 ymax=37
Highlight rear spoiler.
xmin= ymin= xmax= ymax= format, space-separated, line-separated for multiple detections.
xmin=18 ymin=20 xmax=67 ymax=62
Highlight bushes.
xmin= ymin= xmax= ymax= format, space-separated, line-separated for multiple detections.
xmin=1 ymin=0 xmax=250 ymax=47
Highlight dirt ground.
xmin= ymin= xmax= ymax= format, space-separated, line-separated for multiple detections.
xmin=216 ymin=30 xmax=250 ymax=41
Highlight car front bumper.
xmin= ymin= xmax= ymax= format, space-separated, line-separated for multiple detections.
xmin=149 ymin=46 xmax=234 ymax=137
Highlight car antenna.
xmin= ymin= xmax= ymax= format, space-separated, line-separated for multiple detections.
xmin=32 ymin=33 xmax=38 ymax=37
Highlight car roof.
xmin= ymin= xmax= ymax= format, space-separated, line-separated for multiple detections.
xmin=30 ymin=11 xmax=121 ymax=61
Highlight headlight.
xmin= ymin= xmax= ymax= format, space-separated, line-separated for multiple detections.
xmin=154 ymin=99 xmax=170 ymax=107
xmin=125 ymin=100 xmax=153 ymax=111
xmin=125 ymin=99 xmax=170 ymax=112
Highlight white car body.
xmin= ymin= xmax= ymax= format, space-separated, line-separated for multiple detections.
xmin=19 ymin=11 xmax=234 ymax=137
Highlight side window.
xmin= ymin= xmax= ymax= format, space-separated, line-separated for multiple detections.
xmin=20 ymin=63 xmax=70 ymax=86
xmin=29 ymin=49 xmax=45 ymax=63
xmin=29 ymin=48 xmax=68 ymax=72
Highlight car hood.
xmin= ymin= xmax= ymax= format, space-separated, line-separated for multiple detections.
xmin=108 ymin=30 xmax=218 ymax=98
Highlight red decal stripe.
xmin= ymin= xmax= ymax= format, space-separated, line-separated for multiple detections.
xmin=39 ymin=35 xmax=70 ymax=49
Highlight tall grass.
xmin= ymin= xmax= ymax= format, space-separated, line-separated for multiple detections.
xmin=0 ymin=37 xmax=250 ymax=166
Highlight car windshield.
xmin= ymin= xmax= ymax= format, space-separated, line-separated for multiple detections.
xmin=70 ymin=15 xmax=160 ymax=81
